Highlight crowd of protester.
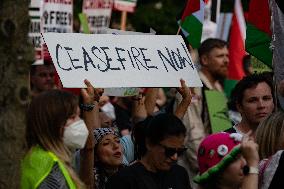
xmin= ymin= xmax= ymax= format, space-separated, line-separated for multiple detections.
xmin=21 ymin=37 xmax=284 ymax=189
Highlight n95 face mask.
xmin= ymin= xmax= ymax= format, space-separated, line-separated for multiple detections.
xmin=63 ymin=119 xmax=89 ymax=150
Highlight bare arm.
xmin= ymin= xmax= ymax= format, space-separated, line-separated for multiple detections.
xmin=144 ymin=88 xmax=159 ymax=116
xmin=79 ymin=79 xmax=102 ymax=189
xmin=175 ymin=79 xmax=192 ymax=119
xmin=241 ymin=135 xmax=259 ymax=189
xmin=132 ymin=94 xmax=147 ymax=124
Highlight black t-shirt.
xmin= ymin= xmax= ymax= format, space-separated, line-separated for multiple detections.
xmin=106 ymin=162 xmax=191 ymax=189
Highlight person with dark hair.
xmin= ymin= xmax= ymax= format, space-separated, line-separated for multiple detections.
xmin=93 ymin=127 xmax=124 ymax=189
xmin=30 ymin=56 xmax=56 ymax=97
xmin=106 ymin=113 xmax=191 ymax=189
xmin=225 ymin=73 xmax=275 ymax=136
xmin=174 ymin=38 xmax=229 ymax=186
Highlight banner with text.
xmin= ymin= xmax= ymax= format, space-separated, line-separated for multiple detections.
xmin=42 ymin=33 xmax=203 ymax=88
xmin=42 ymin=0 xmax=73 ymax=33
xmin=29 ymin=0 xmax=44 ymax=65
xmin=82 ymin=0 xmax=113 ymax=34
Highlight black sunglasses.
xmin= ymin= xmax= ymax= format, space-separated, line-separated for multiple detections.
xmin=159 ymin=143 xmax=187 ymax=158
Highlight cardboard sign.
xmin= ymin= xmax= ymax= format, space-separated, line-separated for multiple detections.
xmin=114 ymin=0 xmax=137 ymax=13
xmin=29 ymin=0 xmax=43 ymax=65
xmin=82 ymin=0 xmax=113 ymax=34
xmin=42 ymin=33 xmax=203 ymax=88
xmin=42 ymin=0 xmax=73 ymax=33
xmin=205 ymin=90 xmax=232 ymax=133
xmin=103 ymin=29 xmax=154 ymax=96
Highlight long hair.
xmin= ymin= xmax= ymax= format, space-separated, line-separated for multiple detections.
xmin=256 ymin=111 xmax=284 ymax=160
xmin=26 ymin=89 xmax=84 ymax=188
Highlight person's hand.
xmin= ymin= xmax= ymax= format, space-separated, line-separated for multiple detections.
xmin=81 ymin=79 xmax=104 ymax=104
xmin=132 ymin=93 xmax=147 ymax=122
xmin=241 ymin=133 xmax=259 ymax=167
xmin=176 ymin=79 xmax=192 ymax=103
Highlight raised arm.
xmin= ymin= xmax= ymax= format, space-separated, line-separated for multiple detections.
xmin=144 ymin=88 xmax=159 ymax=115
xmin=175 ymin=79 xmax=192 ymax=119
xmin=241 ymin=134 xmax=259 ymax=189
xmin=79 ymin=79 xmax=102 ymax=188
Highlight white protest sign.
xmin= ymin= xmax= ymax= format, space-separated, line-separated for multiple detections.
xmin=42 ymin=33 xmax=203 ymax=88
xmin=82 ymin=0 xmax=113 ymax=34
xmin=103 ymin=87 xmax=140 ymax=96
xmin=103 ymin=28 xmax=153 ymax=96
xmin=29 ymin=0 xmax=43 ymax=65
xmin=42 ymin=0 xmax=73 ymax=33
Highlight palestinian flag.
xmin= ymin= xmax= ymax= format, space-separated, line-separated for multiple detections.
xmin=245 ymin=0 xmax=272 ymax=67
xmin=224 ymin=0 xmax=246 ymax=97
xmin=228 ymin=0 xmax=246 ymax=81
xmin=178 ymin=0 xmax=206 ymax=49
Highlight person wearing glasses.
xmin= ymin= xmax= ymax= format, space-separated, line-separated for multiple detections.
xmin=106 ymin=113 xmax=192 ymax=189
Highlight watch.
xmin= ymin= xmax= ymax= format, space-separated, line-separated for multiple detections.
xmin=80 ymin=103 xmax=95 ymax=112
xmin=248 ymin=166 xmax=259 ymax=174
xmin=243 ymin=166 xmax=259 ymax=175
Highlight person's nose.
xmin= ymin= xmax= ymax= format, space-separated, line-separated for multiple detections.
xmin=112 ymin=141 xmax=120 ymax=149
xmin=169 ymin=153 xmax=178 ymax=161
xmin=224 ymin=56 xmax=229 ymax=66
xmin=257 ymin=99 xmax=265 ymax=108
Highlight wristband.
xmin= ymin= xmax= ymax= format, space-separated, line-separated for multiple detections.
xmin=80 ymin=103 xmax=95 ymax=112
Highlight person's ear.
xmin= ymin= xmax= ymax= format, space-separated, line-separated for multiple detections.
xmin=200 ymin=54 xmax=209 ymax=66
xmin=145 ymin=138 xmax=154 ymax=152
xmin=236 ymin=102 xmax=243 ymax=114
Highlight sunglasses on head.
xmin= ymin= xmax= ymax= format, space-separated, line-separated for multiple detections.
xmin=159 ymin=143 xmax=187 ymax=158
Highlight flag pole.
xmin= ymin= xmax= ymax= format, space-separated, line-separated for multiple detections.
xmin=121 ymin=11 xmax=127 ymax=31
xmin=176 ymin=26 xmax=181 ymax=35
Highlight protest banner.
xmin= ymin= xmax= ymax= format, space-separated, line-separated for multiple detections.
xmin=29 ymin=0 xmax=43 ymax=65
xmin=42 ymin=33 xmax=203 ymax=88
xmin=42 ymin=0 xmax=73 ymax=33
xmin=82 ymin=0 xmax=113 ymax=34
xmin=103 ymin=28 xmax=153 ymax=96
xmin=205 ymin=90 xmax=232 ymax=133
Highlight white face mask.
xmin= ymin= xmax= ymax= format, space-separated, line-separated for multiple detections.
xmin=63 ymin=119 xmax=89 ymax=150
xmin=101 ymin=102 xmax=116 ymax=120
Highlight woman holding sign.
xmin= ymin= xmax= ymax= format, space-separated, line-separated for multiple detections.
xmin=21 ymin=80 xmax=99 ymax=189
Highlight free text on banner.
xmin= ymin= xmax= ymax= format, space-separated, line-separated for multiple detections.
xmin=42 ymin=33 xmax=203 ymax=88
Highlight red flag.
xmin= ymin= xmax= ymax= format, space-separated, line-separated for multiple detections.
xmin=228 ymin=0 xmax=246 ymax=80
xmin=181 ymin=0 xmax=201 ymax=21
